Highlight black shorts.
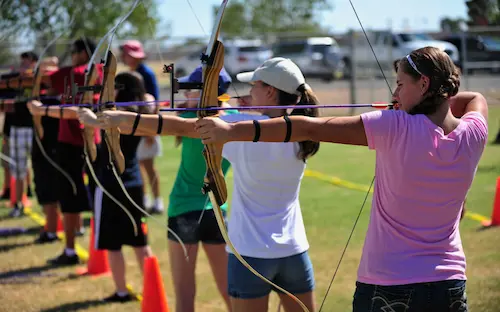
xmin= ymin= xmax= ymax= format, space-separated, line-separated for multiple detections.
xmin=94 ymin=185 xmax=147 ymax=251
xmin=56 ymin=143 xmax=92 ymax=214
xmin=32 ymin=144 xmax=60 ymax=205
xmin=167 ymin=209 xmax=227 ymax=244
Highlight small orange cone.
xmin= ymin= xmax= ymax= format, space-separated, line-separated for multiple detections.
xmin=76 ymin=217 xmax=111 ymax=277
xmin=9 ymin=177 xmax=29 ymax=207
xmin=141 ymin=256 xmax=170 ymax=312
xmin=482 ymin=177 xmax=500 ymax=227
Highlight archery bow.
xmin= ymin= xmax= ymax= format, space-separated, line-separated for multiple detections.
xmin=193 ymin=1 xmax=310 ymax=311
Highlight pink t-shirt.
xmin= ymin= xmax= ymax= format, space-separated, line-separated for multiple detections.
xmin=358 ymin=110 xmax=488 ymax=286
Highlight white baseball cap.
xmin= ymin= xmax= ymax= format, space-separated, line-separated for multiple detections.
xmin=236 ymin=57 xmax=305 ymax=95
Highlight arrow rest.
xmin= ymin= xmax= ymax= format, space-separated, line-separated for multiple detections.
xmin=164 ymin=62 xmax=204 ymax=109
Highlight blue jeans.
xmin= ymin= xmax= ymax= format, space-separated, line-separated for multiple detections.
xmin=353 ymin=280 xmax=467 ymax=312
xmin=227 ymin=251 xmax=315 ymax=299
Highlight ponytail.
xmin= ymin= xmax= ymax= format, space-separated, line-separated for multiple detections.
xmin=275 ymin=83 xmax=320 ymax=162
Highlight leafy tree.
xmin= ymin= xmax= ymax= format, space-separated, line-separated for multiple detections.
xmin=440 ymin=17 xmax=466 ymax=32
xmin=0 ymin=0 xmax=161 ymax=62
xmin=466 ymin=0 xmax=495 ymax=26
xmin=216 ymin=0 xmax=332 ymax=39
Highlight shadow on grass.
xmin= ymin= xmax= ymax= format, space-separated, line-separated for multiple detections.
xmin=0 ymin=225 xmax=41 ymax=239
xmin=0 ymin=241 xmax=33 ymax=253
xmin=40 ymin=299 xmax=111 ymax=312
xmin=0 ymin=264 xmax=62 ymax=284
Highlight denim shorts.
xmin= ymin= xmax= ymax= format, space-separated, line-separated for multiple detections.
xmin=353 ymin=279 xmax=468 ymax=312
xmin=228 ymin=251 xmax=315 ymax=299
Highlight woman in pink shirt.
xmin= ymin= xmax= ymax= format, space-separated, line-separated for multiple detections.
xmin=195 ymin=47 xmax=488 ymax=311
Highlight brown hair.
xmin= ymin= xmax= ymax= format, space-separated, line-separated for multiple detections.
xmin=264 ymin=82 xmax=320 ymax=162
xmin=114 ymin=71 xmax=153 ymax=114
xmin=395 ymin=47 xmax=460 ymax=115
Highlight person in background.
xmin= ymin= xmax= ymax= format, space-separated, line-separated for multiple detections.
xmin=31 ymin=56 xmax=63 ymax=243
xmin=8 ymin=51 xmax=38 ymax=217
xmin=119 ymin=40 xmax=164 ymax=214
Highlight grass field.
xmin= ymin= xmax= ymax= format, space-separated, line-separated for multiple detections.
xmin=0 ymin=105 xmax=499 ymax=312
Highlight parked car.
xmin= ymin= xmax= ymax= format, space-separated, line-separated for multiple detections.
xmin=223 ymin=39 xmax=273 ymax=77
xmin=341 ymin=31 xmax=460 ymax=74
xmin=172 ymin=39 xmax=273 ymax=78
xmin=272 ymin=37 xmax=345 ymax=81
xmin=436 ymin=33 xmax=500 ymax=73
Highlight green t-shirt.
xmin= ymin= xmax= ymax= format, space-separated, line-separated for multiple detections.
xmin=168 ymin=110 xmax=238 ymax=217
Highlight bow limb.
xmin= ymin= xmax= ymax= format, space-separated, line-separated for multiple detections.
xmin=98 ymin=51 xmax=125 ymax=174
xmin=196 ymin=1 xmax=309 ymax=311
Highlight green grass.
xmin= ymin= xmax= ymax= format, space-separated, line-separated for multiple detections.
xmin=0 ymin=107 xmax=500 ymax=311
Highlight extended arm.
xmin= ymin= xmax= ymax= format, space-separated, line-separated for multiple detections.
xmin=28 ymin=99 xmax=80 ymax=120
xmin=103 ymin=111 xmax=200 ymax=138
xmin=196 ymin=115 xmax=368 ymax=146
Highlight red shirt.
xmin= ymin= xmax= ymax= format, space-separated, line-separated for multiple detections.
xmin=50 ymin=64 xmax=103 ymax=146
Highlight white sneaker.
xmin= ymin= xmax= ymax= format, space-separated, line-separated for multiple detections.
xmin=151 ymin=198 xmax=164 ymax=214
xmin=143 ymin=195 xmax=153 ymax=210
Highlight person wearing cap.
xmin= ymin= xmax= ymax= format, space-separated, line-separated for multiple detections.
xmin=82 ymin=65 xmax=235 ymax=311
xmin=119 ymin=40 xmax=164 ymax=215
xmin=28 ymin=37 xmax=103 ymax=265
xmin=93 ymin=57 xmax=319 ymax=311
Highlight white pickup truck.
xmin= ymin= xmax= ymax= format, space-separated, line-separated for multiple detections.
xmin=342 ymin=31 xmax=460 ymax=75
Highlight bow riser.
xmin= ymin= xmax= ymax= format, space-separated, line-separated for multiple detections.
xmin=81 ymin=64 xmax=99 ymax=161
xmin=198 ymin=41 xmax=227 ymax=206
xmin=99 ymin=51 xmax=125 ymax=174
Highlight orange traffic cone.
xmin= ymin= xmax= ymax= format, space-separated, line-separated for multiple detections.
xmin=482 ymin=177 xmax=500 ymax=227
xmin=76 ymin=217 xmax=111 ymax=277
xmin=9 ymin=177 xmax=29 ymax=207
xmin=141 ymin=256 xmax=170 ymax=312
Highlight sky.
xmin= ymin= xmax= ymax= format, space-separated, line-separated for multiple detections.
xmin=157 ymin=0 xmax=468 ymax=38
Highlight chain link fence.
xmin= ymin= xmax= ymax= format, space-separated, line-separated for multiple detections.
xmin=3 ymin=27 xmax=500 ymax=115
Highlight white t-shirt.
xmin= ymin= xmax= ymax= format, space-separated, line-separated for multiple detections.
xmin=221 ymin=113 xmax=310 ymax=259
